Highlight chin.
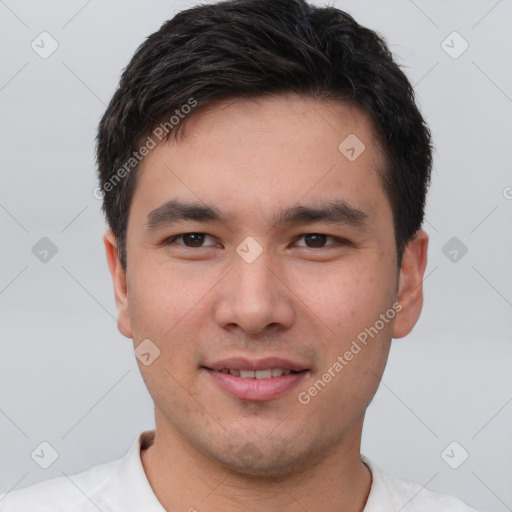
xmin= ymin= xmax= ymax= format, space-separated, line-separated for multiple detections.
xmin=219 ymin=453 xmax=307 ymax=481
xmin=205 ymin=436 xmax=319 ymax=481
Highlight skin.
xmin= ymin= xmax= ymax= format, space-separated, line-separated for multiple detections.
xmin=104 ymin=94 xmax=428 ymax=512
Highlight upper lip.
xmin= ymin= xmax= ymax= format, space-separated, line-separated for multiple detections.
xmin=203 ymin=356 xmax=309 ymax=372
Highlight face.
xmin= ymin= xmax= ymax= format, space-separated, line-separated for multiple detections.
xmin=105 ymin=94 xmax=428 ymax=477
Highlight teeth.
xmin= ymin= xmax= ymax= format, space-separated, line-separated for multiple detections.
xmin=216 ymin=368 xmax=297 ymax=379
xmin=255 ymin=369 xmax=272 ymax=379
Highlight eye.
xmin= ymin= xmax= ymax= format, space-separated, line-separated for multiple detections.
xmin=163 ymin=232 xmax=348 ymax=250
xmin=164 ymin=232 xmax=217 ymax=248
xmin=295 ymin=233 xmax=346 ymax=248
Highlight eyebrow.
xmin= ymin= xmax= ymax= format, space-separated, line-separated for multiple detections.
xmin=144 ymin=199 xmax=369 ymax=231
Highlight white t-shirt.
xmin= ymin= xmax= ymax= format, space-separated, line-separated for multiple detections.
xmin=0 ymin=430 xmax=479 ymax=511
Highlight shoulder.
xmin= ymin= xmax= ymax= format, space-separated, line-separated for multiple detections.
xmin=363 ymin=457 xmax=481 ymax=512
xmin=0 ymin=431 xmax=156 ymax=512
xmin=0 ymin=456 xmax=122 ymax=512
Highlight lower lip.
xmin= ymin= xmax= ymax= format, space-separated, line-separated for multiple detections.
xmin=204 ymin=368 xmax=308 ymax=401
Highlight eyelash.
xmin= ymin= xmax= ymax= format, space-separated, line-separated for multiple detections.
xmin=163 ymin=232 xmax=349 ymax=249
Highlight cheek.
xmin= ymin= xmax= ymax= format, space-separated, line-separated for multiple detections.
xmin=126 ymin=259 xmax=224 ymax=381
xmin=302 ymin=269 xmax=394 ymax=421
xmin=126 ymin=261 xmax=205 ymax=341
xmin=127 ymin=268 xmax=207 ymax=389
xmin=296 ymin=259 xmax=395 ymax=336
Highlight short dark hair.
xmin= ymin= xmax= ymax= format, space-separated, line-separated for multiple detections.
xmin=96 ymin=0 xmax=432 ymax=270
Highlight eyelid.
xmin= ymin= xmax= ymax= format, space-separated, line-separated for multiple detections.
xmin=294 ymin=234 xmax=346 ymax=248
xmin=165 ymin=233 xmax=217 ymax=247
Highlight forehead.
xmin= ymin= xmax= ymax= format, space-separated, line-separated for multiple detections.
xmin=132 ymin=94 xmax=391 ymax=230
xmin=172 ymin=94 xmax=382 ymax=163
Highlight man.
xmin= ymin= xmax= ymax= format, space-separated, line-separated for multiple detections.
xmin=0 ymin=0 xmax=480 ymax=510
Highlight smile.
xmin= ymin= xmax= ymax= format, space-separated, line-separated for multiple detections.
xmin=203 ymin=367 xmax=308 ymax=401
xmin=211 ymin=368 xmax=299 ymax=379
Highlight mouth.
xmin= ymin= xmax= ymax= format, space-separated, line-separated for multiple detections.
xmin=201 ymin=358 xmax=310 ymax=401
xmin=205 ymin=367 xmax=303 ymax=379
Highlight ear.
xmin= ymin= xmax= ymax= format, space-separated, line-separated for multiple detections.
xmin=392 ymin=230 xmax=429 ymax=339
xmin=103 ymin=230 xmax=133 ymax=338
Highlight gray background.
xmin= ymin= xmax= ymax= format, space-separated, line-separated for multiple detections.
xmin=0 ymin=0 xmax=511 ymax=510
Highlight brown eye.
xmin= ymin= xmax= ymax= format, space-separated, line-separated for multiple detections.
xmin=305 ymin=234 xmax=327 ymax=247
xmin=165 ymin=233 xmax=215 ymax=247
xmin=181 ymin=233 xmax=206 ymax=247
xmin=296 ymin=233 xmax=333 ymax=248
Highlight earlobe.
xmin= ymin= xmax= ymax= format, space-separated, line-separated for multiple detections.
xmin=392 ymin=230 xmax=429 ymax=339
xmin=103 ymin=230 xmax=133 ymax=339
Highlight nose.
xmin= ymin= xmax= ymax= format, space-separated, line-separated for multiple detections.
xmin=213 ymin=249 xmax=295 ymax=335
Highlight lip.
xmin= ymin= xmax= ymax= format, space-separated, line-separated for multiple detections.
xmin=203 ymin=356 xmax=309 ymax=372
xmin=202 ymin=356 xmax=310 ymax=402
xmin=204 ymin=367 xmax=309 ymax=401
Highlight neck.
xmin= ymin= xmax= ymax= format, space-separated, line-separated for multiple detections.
xmin=141 ymin=414 xmax=372 ymax=512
